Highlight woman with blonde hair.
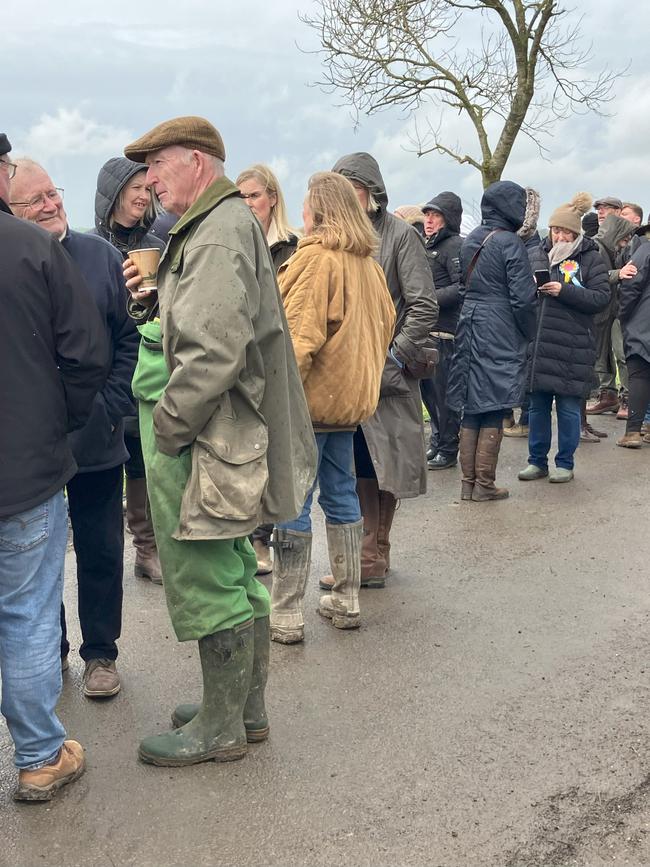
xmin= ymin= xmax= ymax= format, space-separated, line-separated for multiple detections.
xmin=270 ymin=172 xmax=395 ymax=643
xmin=236 ymin=163 xmax=299 ymax=271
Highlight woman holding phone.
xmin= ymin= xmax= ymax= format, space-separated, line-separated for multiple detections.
xmin=518 ymin=193 xmax=609 ymax=484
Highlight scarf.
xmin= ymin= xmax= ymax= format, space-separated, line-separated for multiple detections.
xmin=548 ymin=234 xmax=583 ymax=268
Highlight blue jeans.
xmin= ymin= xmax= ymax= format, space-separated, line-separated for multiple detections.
xmin=0 ymin=492 xmax=68 ymax=769
xmin=280 ymin=431 xmax=361 ymax=533
xmin=528 ymin=392 xmax=581 ymax=471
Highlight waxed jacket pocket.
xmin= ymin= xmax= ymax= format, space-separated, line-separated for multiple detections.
xmin=379 ymin=354 xmax=412 ymax=398
xmin=186 ymin=418 xmax=269 ymax=522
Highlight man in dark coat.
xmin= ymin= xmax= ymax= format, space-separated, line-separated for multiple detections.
xmin=0 ymin=134 xmax=108 ymax=801
xmin=11 ymin=158 xmax=139 ymax=699
xmin=419 ymin=191 xmax=463 ymax=470
xmin=447 ymin=180 xmax=537 ymax=501
xmin=331 ymin=152 xmax=438 ymax=586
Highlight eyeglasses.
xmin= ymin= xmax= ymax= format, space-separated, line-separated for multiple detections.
xmin=0 ymin=158 xmax=17 ymax=180
xmin=10 ymin=188 xmax=64 ymax=211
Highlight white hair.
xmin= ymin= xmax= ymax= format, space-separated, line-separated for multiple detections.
xmin=178 ymin=147 xmax=224 ymax=176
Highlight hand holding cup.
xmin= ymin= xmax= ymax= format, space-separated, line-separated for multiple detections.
xmin=124 ymin=248 xmax=161 ymax=305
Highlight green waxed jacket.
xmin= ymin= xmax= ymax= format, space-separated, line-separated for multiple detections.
xmin=133 ymin=177 xmax=316 ymax=541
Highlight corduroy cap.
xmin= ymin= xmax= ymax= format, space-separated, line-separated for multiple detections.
xmin=593 ymin=195 xmax=622 ymax=210
xmin=124 ymin=116 xmax=225 ymax=164
xmin=0 ymin=134 xmax=11 ymax=156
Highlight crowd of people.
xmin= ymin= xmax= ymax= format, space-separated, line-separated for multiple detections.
xmin=1 ymin=115 xmax=649 ymax=802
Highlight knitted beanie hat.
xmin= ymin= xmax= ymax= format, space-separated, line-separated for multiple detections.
xmin=548 ymin=192 xmax=593 ymax=235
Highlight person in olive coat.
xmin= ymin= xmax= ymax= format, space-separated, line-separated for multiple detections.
xmin=447 ymin=181 xmax=537 ymax=501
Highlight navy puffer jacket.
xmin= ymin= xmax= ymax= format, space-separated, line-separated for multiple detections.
xmin=528 ymin=236 xmax=610 ymax=396
xmin=447 ymin=181 xmax=538 ymax=414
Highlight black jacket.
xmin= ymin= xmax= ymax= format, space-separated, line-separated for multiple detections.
xmin=619 ymin=242 xmax=650 ymax=364
xmin=0 ymin=210 xmax=108 ymax=517
xmin=91 ymin=157 xmax=165 ymax=256
xmin=447 ymin=181 xmax=538 ymax=414
xmin=528 ymin=236 xmax=610 ymax=396
xmin=62 ymin=229 xmax=139 ymax=471
xmin=423 ymin=192 xmax=463 ymax=334
xmin=270 ymin=234 xmax=298 ymax=271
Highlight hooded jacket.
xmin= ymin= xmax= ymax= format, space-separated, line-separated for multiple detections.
xmin=0 ymin=212 xmax=108 ymax=516
xmin=594 ymin=214 xmax=638 ymax=322
xmin=332 ymin=152 xmax=438 ymax=498
xmin=91 ymin=157 xmax=165 ymax=256
xmin=422 ymin=191 xmax=463 ymax=334
xmin=529 ymin=235 xmax=610 ymax=396
xmin=447 ymin=181 xmax=538 ymax=414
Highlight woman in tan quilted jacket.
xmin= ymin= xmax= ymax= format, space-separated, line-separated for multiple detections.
xmin=270 ymin=171 xmax=395 ymax=644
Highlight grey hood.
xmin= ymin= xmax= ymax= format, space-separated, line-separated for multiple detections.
xmin=94 ymin=157 xmax=155 ymax=240
xmin=332 ymin=152 xmax=389 ymax=209
xmin=596 ymin=214 xmax=638 ymax=256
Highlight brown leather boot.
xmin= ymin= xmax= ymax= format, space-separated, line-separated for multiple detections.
xmin=125 ymin=477 xmax=162 ymax=584
xmin=586 ymin=389 xmax=619 ymax=415
xmin=472 ymin=428 xmax=509 ymax=501
xmin=377 ymin=490 xmax=397 ymax=575
xmin=459 ymin=426 xmax=480 ymax=500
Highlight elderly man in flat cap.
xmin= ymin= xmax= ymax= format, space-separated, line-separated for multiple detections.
xmin=123 ymin=116 xmax=316 ymax=767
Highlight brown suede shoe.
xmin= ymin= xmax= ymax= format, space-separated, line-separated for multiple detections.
xmin=83 ymin=659 xmax=121 ymax=698
xmin=580 ymin=425 xmax=601 ymax=443
xmin=617 ymin=432 xmax=643 ymax=449
xmin=616 ymin=396 xmax=629 ymax=420
xmin=14 ymin=740 xmax=85 ymax=802
xmin=586 ymin=390 xmax=619 ymax=415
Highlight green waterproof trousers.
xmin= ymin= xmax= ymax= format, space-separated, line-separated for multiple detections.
xmin=132 ymin=320 xmax=270 ymax=641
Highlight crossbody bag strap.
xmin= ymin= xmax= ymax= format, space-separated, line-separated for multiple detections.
xmin=464 ymin=228 xmax=503 ymax=286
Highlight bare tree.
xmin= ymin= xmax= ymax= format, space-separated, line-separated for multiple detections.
xmin=301 ymin=0 xmax=622 ymax=188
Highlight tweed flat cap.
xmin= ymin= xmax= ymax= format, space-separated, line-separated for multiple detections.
xmin=0 ymin=133 xmax=11 ymax=156
xmin=593 ymin=195 xmax=623 ymax=210
xmin=124 ymin=116 xmax=225 ymax=164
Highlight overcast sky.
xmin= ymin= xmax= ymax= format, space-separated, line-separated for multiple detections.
xmin=5 ymin=0 xmax=650 ymax=232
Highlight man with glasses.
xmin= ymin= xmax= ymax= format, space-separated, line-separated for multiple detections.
xmin=11 ymin=159 xmax=138 ymax=700
xmin=0 ymin=133 xmax=108 ymax=800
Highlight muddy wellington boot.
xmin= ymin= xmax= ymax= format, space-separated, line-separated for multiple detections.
xmin=472 ymin=427 xmax=509 ymax=501
xmin=269 ymin=528 xmax=312 ymax=644
xmin=319 ymin=478 xmax=386 ymax=590
xmin=138 ymin=620 xmax=254 ymax=767
xmin=171 ymin=616 xmax=270 ymax=742
xmin=318 ymin=520 xmax=363 ymax=630
xmin=125 ymin=477 xmax=162 ymax=584
xmin=459 ymin=426 xmax=480 ymax=500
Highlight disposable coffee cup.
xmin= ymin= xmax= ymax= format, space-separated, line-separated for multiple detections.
xmin=129 ymin=248 xmax=161 ymax=293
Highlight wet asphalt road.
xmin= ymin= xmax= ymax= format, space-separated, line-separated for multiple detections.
xmin=2 ymin=413 xmax=650 ymax=867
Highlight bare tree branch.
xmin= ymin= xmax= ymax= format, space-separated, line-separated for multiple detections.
xmin=300 ymin=0 xmax=625 ymax=188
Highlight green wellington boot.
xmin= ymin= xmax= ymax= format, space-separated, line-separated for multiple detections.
xmin=171 ymin=616 xmax=270 ymax=742
xmin=139 ymin=619 xmax=254 ymax=767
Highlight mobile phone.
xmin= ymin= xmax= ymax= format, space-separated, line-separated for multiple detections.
xmin=534 ymin=269 xmax=551 ymax=288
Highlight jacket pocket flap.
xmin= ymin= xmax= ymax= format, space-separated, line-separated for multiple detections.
xmin=197 ymin=420 xmax=269 ymax=465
